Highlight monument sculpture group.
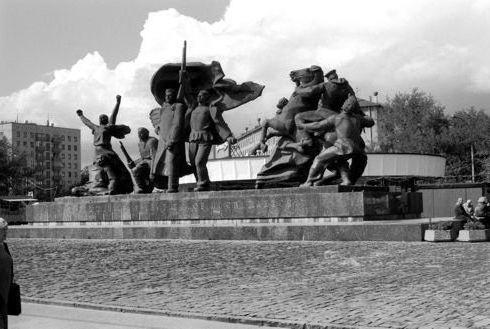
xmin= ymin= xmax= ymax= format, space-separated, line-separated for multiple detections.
xmin=75 ymin=42 xmax=374 ymax=195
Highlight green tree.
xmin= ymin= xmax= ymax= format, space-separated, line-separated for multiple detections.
xmin=377 ymin=88 xmax=448 ymax=154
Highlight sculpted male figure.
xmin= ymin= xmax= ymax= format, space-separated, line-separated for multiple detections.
xmin=187 ymin=89 xmax=237 ymax=191
xmin=130 ymin=128 xmax=158 ymax=193
xmin=150 ymin=89 xmax=189 ymax=193
xmin=298 ymin=95 xmax=374 ymax=186
xmin=290 ymin=69 xmax=360 ymax=152
xmin=76 ymin=95 xmax=133 ymax=195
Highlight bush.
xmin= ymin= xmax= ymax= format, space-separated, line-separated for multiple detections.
xmin=463 ymin=220 xmax=486 ymax=230
xmin=428 ymin=222 xmax=452 ymax=230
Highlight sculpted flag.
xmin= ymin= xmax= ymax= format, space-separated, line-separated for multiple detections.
xmin=150 ymin=61 xmax=265 ymax=111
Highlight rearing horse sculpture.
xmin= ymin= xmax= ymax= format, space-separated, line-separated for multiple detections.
xmin=251 ymin=65 xmax=324 ymax=154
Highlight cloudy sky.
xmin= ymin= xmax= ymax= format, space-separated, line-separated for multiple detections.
xmin=1 ymin=0 xmax=489 ymax=166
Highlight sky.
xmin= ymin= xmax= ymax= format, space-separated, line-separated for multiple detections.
xmin=1 ymin=0 xmax=490 ymax=167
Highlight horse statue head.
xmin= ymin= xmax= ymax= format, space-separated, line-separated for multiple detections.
xmin=289 ymin=65 xmax=324 ymax=88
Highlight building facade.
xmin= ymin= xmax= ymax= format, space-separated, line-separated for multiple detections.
xmin=0 ymin=121 xmax=81 ymax=193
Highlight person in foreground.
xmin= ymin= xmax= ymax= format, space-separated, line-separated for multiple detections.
xmin=0 ymin=218 xmax=12 ymax=329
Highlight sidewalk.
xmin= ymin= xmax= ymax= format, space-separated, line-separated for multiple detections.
xmin=9 ymin=303 xmax=277 ymax=329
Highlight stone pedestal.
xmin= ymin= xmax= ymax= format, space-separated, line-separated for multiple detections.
xmin=13 ymin=186 xmax=425 ymax=241
xmin=26 ymin=186 xmax=421 ymax=224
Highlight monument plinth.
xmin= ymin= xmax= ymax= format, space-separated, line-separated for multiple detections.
xmin=8 ymin=186 xmax=428 ymax=241
xmin=25 ymin=186 xmax=421 ymax=224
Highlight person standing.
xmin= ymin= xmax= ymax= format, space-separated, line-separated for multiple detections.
xmin=0 ymin=218 xmax=13 ymax=329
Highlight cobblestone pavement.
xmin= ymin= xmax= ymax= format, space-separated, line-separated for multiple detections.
xmin=8 ymin=239 xmax=490 ymax=329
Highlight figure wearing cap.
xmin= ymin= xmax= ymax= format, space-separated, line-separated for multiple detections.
xmin=289 ymin=69 xmax=361 ymax=152
xmin=185 ymin=89 xmax=237 ymax=191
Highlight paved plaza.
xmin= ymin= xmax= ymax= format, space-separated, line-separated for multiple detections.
xmin=7 ymin=238 xmax=490 ymax=329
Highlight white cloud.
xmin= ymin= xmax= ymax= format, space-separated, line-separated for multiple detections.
xmin=1 ymin=0 xmax=490 ymax=166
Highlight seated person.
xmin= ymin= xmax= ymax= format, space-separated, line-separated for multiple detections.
xmin=474 ymin=196 xmax=489 ymax=228
xmin=454 ymin=197 xmax=470 ymax=220
xmin=463 ymin=199 xmax=474 ymax=217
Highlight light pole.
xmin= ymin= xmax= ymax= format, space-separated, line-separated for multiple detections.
xmin=452 ymin=115 xmax=475 ymax=183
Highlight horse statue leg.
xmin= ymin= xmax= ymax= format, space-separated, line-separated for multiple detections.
xmin=250 ymin=120 xmax=270 ymax=155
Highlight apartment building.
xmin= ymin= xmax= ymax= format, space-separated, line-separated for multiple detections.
xmin=0 ymin=120 xmax=81 ymax=192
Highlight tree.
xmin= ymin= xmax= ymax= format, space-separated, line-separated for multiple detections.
xmin=0 ymin=137 xmax=34 ymax=195
xmin=440 ymin=108 xmax=490 ymax=181
xmin=377 ymin=88 xmax=448 ymax=154
xmin=377 ymin=89 xmax=489 ymax=182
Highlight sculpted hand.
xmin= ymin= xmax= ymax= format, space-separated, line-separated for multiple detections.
xmin=116 ymin=95 xmax=122 ymax=102
xmin=226 ymin=136 xmax=237 ymax=144
xmin=76 ymin=109 xmax=83 ymax=116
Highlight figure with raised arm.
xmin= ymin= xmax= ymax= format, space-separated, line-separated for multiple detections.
xmin=76 ymin=95 xmax=133 ymax=195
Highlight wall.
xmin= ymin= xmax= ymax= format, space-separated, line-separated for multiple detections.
xmin=419 ymin=184 xmax=488 ymax=218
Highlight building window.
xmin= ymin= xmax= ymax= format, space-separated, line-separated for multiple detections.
xmin=74 ymin=137 xmax=78 ymax=142
xmin=74 ymin=145 xmax=77 ymax=151
xmin=30 ymin=133 xmax=34 ymax=138
xmin=74 ymin=173 xmax=78 ymax=178
xmin=74 ymin=163 xmax=77 ymax=169
xmin=16 ymin=131 xmax=20 ymax=137
xmin=68 ymin=145 xmax=71 ymax=151
xmin=74 ymin=154 xmax=77 ymax=160
xmin=30 ymin=142 xmax=34 ymax=147
xmin=62 ymin=145 xmax=65 ymax=150
xmin=23 ymin=141 xmax=27 ymax=146
xmin=16 ymin=141 xmax=20 ymax=146
xmin=68 ymin=154 xmax=71 ymax=160
xmin=23 ymin=132 xmax=27 ymax=138
xmin=61 ymin=153 xmax=65 ymax=159
xmin=68 ymin=136 xmax=72 ymax=142
xmin=68 ymin=172 xmax=72 ymax=177
xmin=68 ymin=163 xmax=71 ymax=169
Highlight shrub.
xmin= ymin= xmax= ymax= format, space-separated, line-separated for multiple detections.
xmin=428 ymin=222 xmax=452 ymax=230
xmin=463 ymin=220 xmax=486 ymax=230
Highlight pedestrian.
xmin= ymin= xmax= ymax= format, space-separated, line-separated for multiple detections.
xmin=0 ymin=218 xmax=13 ymax=329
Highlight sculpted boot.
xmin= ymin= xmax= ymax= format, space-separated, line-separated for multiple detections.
xmin=166 ymin=176 xmax=179 ymax=193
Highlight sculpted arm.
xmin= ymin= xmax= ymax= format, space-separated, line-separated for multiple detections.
xmin=109 ymin=95 xmax=122 ymax=124
xmin=299 ymin=116 xmax=336 ymax=132
xmin=361 ymin=116 xmax=375 ymax=129
xmin=149 ymin=138 xmax=158 ymax=159
xmin=76 ymin=110 xmax=97 ymax=131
